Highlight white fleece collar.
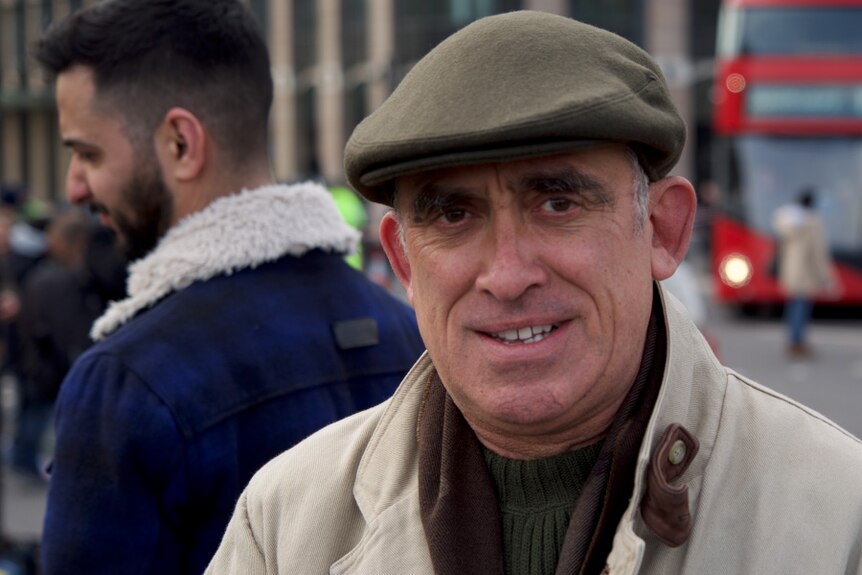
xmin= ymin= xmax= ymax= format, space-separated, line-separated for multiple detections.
xmin=91 ymin=182 xmax=359 ymax=341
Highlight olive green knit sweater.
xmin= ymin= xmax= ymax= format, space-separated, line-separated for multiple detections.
xmin=483 ymin=444 xmax=602 ymax=575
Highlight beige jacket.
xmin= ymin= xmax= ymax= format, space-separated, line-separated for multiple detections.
xmin=207 ymin=290 xmax=862 ymax=574
xmin=773 ymin=204 xmax=835 ymax=297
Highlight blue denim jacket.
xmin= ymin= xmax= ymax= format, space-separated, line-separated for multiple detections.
xmin=41 ymin=250 xmax=424 ymax=574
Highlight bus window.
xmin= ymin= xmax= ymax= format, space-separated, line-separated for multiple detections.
xmin=732 ymin=136 xmax=862 ymax=251
xmin=722 ymin=7 xmax=862 ymax=57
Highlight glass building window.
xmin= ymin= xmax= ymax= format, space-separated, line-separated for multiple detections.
xmin=342 ymin=0 xmax=366 ymax=70
xmin=342 ymin=0 xmax=367 ymax=146
xmin=295 ymin=86 xmax=317 ymax=179
xmin=394 ymin=0 xmax=521 ymax=86
xmin=568 ymin=0 xmax=643 ymax=46
xmin=293 ymin=0 xmax=317 ymax=178
xmin=449 ymin=0 xmax=505 ymax=26
xmin=294 ymin=0 xmax=316 ymax=72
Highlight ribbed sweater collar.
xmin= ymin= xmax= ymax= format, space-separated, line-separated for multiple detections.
xmin=482 ymin=444 xmax=602 ymax=515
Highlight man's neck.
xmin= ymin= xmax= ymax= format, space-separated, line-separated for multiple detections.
xmin=172 ymin=166 xmax=274 ymax=224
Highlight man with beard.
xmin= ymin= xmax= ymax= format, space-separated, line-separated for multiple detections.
xmin=34 ymin=1 xmax=424 ymax=573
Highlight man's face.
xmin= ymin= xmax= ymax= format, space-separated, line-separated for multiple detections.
xmin=382 ymin=146 xmax=662 ymax=453
xmin=56 ymin=65 xmax=173 ymax=261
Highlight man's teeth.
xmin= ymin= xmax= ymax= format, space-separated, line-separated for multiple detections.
xmin=492 ymin=324 xmax=557 ymax=344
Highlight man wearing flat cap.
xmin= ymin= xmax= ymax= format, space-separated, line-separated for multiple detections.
xmin=209 ymin=12 xmax=862 ymax=575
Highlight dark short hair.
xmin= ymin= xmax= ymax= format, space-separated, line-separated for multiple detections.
xmin=35 ymin=0 xmax=273 ymax=166
xmin=798 ymin=188 xmax=816 ymax=208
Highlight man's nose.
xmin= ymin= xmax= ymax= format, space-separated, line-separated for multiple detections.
xmin=474 ymin=214 xmax=548 ymax=301
xmin=65 ymin=158 xmax=91 ymax=205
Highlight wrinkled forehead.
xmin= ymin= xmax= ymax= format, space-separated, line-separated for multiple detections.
xmin=392 ymin=145 xmax=632 ymax=209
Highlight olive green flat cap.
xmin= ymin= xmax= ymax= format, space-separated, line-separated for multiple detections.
xmin=344 ymin=11 xmax=686 ymax=205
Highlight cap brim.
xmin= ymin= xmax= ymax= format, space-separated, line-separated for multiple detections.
xmin=359 ymin=139 xmax=605 ymax=205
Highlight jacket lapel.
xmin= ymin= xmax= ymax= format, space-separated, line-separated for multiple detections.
xmin=333 ymin=354 xmax=437 ymax=573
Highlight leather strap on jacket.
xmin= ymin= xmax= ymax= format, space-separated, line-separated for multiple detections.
xmin=556 ymin=286 xmax=666 ymax=575
xmin=640 ymin=423 xmax=699 ymax=547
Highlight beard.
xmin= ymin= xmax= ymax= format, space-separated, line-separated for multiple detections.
xmin=105 ymin=165 xmax=175 ymax=262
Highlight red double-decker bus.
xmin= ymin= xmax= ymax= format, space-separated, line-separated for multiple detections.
xmin=711 ymin=0 xmax=862 ymax=310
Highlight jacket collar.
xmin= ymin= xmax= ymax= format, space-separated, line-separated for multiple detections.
xmin=353 ymin=353 xmax=433 ymax=519
xmin=91 ymin=182 xmax=359 ymax=341
xmin=606 ymin=285 xmax=724 ymax=573
xmin=638 ymin=285 xmax=721 ymax=489
xmin=328 ymin=354 xmax=435 ymax=573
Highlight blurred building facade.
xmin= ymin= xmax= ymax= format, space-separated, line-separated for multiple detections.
xmin=0 ymin=0 xmax=720 ymax=202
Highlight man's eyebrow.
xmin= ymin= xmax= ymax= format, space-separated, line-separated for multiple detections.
xmin=408 ymin=182 xmax=478 ymax=223
xmin=510 ymin=167 xmax=615 ymax=208
xmin=62 ymin=138 xmax=91 ymax=149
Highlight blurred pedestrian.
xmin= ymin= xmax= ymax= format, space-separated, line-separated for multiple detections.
xmin=12 ymin=209 xmax=99 ymax=479
xmin=772 ymin=188 xmax=837 ymax=357
xmin=0 ymin=206 xmax=16 ymax=555
xmin=210 ymin=12 xmax=862 ymax=575
xmin=34 ymin=1 xmax=424 ymax=573
xmin=0 ymin=206 xmax=20 ymax=334
xmin=0 ymin=188 xmax=49 ymax=394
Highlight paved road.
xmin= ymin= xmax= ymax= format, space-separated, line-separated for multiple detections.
xmin=2 ymin=467 xmax=46 ymax=542
xmin=705 ymin=304 xmax=862 ymax=440
xmin=1 ymin=375 xmax=48 ymax=543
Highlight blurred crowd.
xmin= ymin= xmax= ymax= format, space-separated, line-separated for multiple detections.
xmin=0 ymin=184 xmax=127 ymax=482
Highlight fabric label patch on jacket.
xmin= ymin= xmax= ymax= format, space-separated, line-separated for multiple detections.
xmin=333 ymin=318 xmax=380 ymax=349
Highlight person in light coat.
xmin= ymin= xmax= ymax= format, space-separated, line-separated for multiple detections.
xmin=772 ymin=188 xmax=837 ymax=357
xmin=209 ymin=12 xmax=862 ymax=575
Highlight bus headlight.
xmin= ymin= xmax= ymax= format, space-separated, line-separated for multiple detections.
xmin=719 ymin=253 xmax=752 ymax=288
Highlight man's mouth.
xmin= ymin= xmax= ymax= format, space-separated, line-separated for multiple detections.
xmin=89 ymin=204 xmax=113 ymax=228
xmin=490 ymin=323 xmax=559 ymax=345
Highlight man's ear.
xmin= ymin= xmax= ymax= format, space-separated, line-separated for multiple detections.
xmin=649 ymin=176 xmax=697 ymax=281
xmin=379 ymin=211 xmax=414 ymax=304
xmin=156 ymin=107 xmax=206 ymax=181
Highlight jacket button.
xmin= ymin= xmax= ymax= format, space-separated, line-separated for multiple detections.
xmin=668 ymin=439 xmax=687 ymax=465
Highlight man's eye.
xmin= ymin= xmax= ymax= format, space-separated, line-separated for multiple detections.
xmin=75 ymin=149 xmax=97 ymax=163
xmin=541 ymin=198 xmax=576 ymax=213
xmin=440 ymin=209 xmax=468 ymax=224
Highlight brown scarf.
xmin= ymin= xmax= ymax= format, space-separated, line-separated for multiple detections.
xmin=417 ymin=288 xmax=666 ymax=575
